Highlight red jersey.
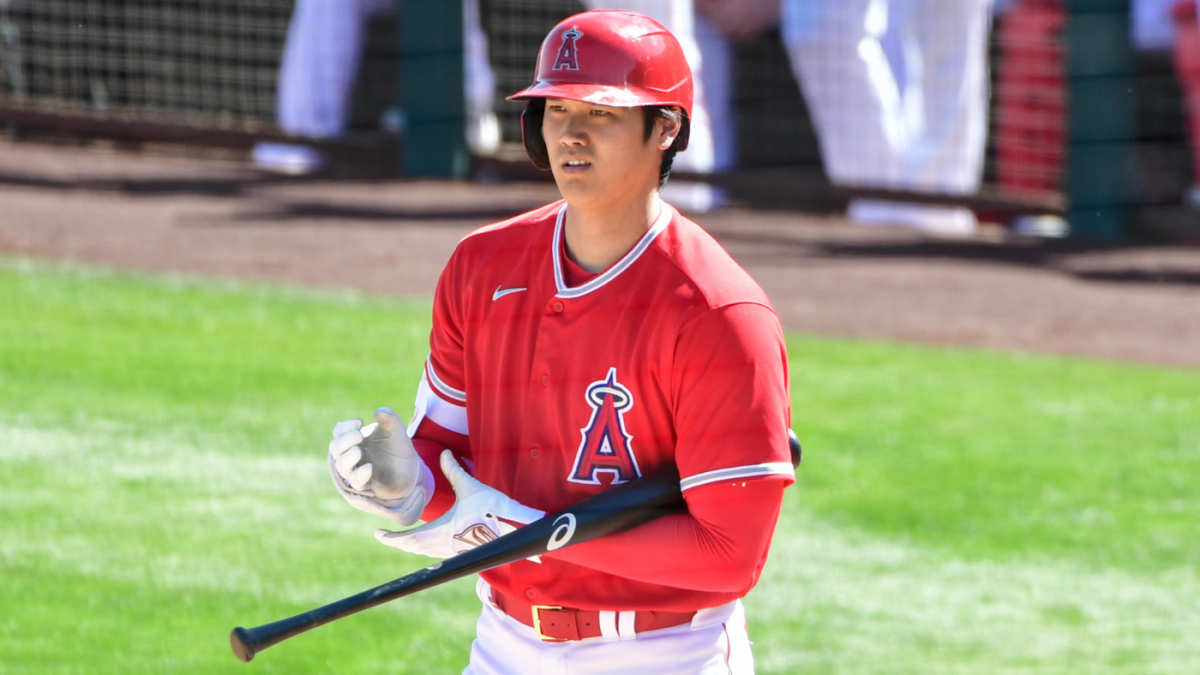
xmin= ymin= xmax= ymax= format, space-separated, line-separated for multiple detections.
xmin=408 ymin=201 xmax=794 ymax=612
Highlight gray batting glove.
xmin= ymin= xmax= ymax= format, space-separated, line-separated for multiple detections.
xmin=328 ymin=407 xmax=432 ymax=526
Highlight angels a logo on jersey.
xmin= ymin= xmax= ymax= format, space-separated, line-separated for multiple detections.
xmin=552 ymin=26 xmax=583 ymax=71
xmin=569 ymin=367 xmax=642 ymax=485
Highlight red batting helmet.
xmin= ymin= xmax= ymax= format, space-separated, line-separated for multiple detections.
xmin=508 ymin=10 xmax=694 ymax=168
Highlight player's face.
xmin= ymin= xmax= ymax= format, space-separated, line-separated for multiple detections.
xmin=542 ymin=98 xmax=674 ymax=209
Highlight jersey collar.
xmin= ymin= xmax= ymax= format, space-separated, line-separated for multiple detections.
xmin=552 ymin=202 xmax=674 ymax=299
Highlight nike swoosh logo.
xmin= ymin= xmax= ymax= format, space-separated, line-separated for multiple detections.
xmin=492 ymin=285 xmax=527 ymax=301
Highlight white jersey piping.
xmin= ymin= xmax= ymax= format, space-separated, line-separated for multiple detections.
xmin=425 ymin=355 xmax=467 ymax=403
xmin=552 ymin=202 xmax=674 ymax=299
xmin=680 ymin=462 xmax=796 ymax=492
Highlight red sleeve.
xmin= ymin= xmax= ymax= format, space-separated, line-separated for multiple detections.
xmin=428 ymin=244 xmax=468 ymax=402
xmin=410 ymin=246 xmax=473 ymax=521
xmin=672 ymin=303 xmax=794 ymax=488
xmin=545 ymin=476 xmax=787 ymax=593
xmin=411 ymin=418 xmax=469 ymax=521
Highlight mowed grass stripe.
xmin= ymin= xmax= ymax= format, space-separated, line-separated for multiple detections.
xmin=787 ymin=336 xmax=1200 ymax=572
xmin=2 ymin=257 xmax=1198 ymax=674
xmin=751 ymin=510 xmax=1200 ymax=675
xmin=0 ymin=257 xmax=431 ymax=437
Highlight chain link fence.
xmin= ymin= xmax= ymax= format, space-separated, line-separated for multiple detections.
xmin=0 ymin=0 xmax=290 ymax=130
xmin=0 ymin=1 xmax=1196 ymax=233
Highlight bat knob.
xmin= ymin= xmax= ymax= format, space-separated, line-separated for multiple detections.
xmin=787 ymin=429 xmax=802 ymax=468
xmin=231 ymin=627 xmax=257 ymax=663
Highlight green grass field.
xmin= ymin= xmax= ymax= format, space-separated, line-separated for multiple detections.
xmin=2 ymin=257 xmax=1198 ymax=674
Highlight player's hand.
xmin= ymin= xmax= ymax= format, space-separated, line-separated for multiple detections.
xmin=328 ymin=407 xmax=431 ymax=526
xmin=374 ymin=450 xmax=545 ymax=559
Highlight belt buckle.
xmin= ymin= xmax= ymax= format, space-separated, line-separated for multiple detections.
xmin=531 ymin=605 xmax=567 ymax=642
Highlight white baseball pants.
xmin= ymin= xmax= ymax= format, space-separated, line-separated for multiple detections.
xmin=463 ymin=580 xmax=754 ymax=675
xmin=274 ymin=0 xmax=496 ymax=146
xmin=781 ymin=0 xmax=991 ymax=194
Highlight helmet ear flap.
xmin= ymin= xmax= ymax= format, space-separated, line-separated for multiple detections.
xmin=521 ymin=100 xmax=551 ymax=171
xmin=674 ymin=113 xmax=691 ymax=153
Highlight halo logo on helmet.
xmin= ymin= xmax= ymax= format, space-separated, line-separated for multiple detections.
xmin=552 ymin=27 xmax=583 ymax=71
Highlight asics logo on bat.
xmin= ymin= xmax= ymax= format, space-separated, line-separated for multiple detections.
xmin=547 ymin=514 xmax=576 ymax=550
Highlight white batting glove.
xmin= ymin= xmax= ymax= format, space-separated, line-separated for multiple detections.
xmin=374 ymin=450 xmax=545 ymax=559
xmin=328 ymin=407 xmax=433 ymax=527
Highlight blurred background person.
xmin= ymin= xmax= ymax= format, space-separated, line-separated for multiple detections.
xmin=990 ymin=0 xmax=1067 ymax=236
xmin=1126 ymin=0 xmax=1200 ymax=208
xmin=780 ymin=0 xmax=993 ymax=234
xmin=253 ymin=0 xmax=499 ymax=175
xmin=1133 ymin=0 xmax=1179 ymax=51
xmin=1168 ymin=0 xmax=1200 ymax=207
xmin=694 ymin=0 xmax=784 ymax=172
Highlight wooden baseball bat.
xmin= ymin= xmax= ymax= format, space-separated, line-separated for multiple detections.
xmin=230 ymin=430 xmax=801 ymax=662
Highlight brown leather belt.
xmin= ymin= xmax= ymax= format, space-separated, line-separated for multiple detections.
xmin=491 ymin=590 xmax=696 ymax=642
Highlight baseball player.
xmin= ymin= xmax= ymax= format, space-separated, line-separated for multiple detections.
xmin=326 ymin=10 xmax=795 ymax=674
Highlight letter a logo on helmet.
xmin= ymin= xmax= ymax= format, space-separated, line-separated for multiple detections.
xmin=552 ymin=27 xmax=582 ymax=71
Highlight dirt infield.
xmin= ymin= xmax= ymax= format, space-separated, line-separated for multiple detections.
xmin=3 ymin=139 xmax=1200 ymax=370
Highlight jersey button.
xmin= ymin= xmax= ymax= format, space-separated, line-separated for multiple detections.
xmin=525 ymin=589 xmax=537 ymax=600
xmin=541 ymin=374 xmax=549 ymax=387
xmin=529 ymin=447 xmax=540 ymax=459
xmin=552 ymin=301 xmax=564 ymax=313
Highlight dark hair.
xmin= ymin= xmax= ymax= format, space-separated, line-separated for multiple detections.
xmin=520 ymin=99 xmax=691 ymax=189
xmin=643 ymin=106 xmax=688 ymax=189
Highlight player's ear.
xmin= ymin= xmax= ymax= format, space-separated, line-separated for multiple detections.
xmin=655 ymin=107 xmax=683 ymax=151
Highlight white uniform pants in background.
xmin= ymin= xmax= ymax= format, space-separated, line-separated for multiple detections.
xmin=781 ymin=0 xmax=991 ymax=233
xmin=272 ymin=0 xmax=498 ymax=149
xmin=464 ymin=581 xmax=754 ymax=675
xmin=695 ymin=13 xmax=738 ymax=172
